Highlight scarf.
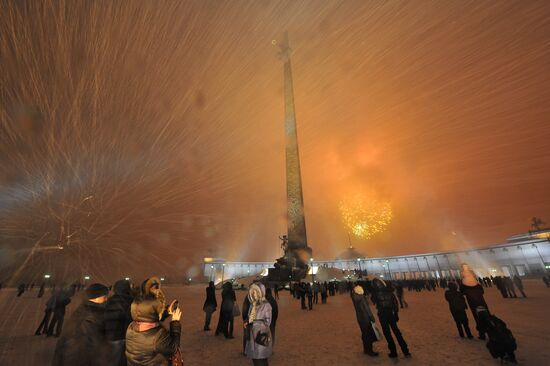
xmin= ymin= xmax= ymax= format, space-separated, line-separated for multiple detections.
xmin=133 ymin=321 xmax=160 ymax=332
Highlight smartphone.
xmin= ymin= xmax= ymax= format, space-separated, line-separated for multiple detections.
xmin=171 ymin=300 xmax=179 ymax=312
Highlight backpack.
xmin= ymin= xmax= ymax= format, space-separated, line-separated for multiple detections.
xmin=485 ymin=314 xmax=517 ymax=359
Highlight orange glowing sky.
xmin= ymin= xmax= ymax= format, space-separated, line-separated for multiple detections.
xmin=1 ymin=1 xmax=549 ymax=278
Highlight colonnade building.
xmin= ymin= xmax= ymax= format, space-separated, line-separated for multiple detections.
xmin=203 ymin=230 xmax=550 ymax=283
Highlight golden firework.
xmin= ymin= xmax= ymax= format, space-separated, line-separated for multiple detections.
xmin=339 ymin=194 xmax=392 ymax=239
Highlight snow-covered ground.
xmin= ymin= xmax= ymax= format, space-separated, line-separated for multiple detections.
xmin=0 ymin=279 xmax=548 ymax=365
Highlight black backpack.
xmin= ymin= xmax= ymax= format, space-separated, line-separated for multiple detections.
xmin=486 ymin=314 xmax=517 ymax=359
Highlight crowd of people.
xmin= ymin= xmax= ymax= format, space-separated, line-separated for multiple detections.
xmin=5 ymin=264 xmax=546 ymax=365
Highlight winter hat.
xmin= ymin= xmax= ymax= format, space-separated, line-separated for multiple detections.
xmin=353 ymin=285 xmax=364 ymax=295
xmin=131 ymin=298 xmax=164 ymax=322
xmin=113 ymin=279 xmax=132 ymax=297
xmin=85 ymin=283 xmax=109 ymax=300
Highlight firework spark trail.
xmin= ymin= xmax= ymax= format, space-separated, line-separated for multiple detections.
xmin=1 ymin=0 xmax=550 ymax=283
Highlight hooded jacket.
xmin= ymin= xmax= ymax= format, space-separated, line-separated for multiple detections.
xmin=245 ymin=283 xmax=273 ymax=360
xmin=126 ymin=277 xmax=180 ymax=366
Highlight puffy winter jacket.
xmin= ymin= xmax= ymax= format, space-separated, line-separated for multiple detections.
xmin=125 ymin=321 xmax=181 ymax=366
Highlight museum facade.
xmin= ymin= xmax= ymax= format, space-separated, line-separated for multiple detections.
xmin=203 ymin=230 xmax=550 ymax=283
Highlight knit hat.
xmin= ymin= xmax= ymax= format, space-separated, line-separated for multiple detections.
xmin=353 ymin=285 xmax=364 ymax=295
xmin=85 ymin=283 xmax=109 ymax=300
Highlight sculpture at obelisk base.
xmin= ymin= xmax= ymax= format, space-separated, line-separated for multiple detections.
xmin=269 ymin=32 xmax=312 ymax=282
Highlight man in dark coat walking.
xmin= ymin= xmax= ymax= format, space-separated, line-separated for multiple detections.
xmin=203 ymin=281 xmax=217 ymax=331
xmin=265 ymin=288 xmax=278 ymax=347
xmin=215 ymin=281 xmax=236 ymax=338
xmin=371 ymin=278 xmax=410 ymax=358
xmin=35 ymin=293 xmax=56 ymax=335
xmin=351 ymin=285 xmax=379 ymax=357
xmin=52 ymin=283 xmax=109 ymax=366
xmin=105 ymin=280 xmax=134 ymax=366
xmin=504 ymin=277 xmax=517 ymax=298
xmin=512 ymin=276 xmax=526 ymax=298
xmin=47 ymin=288 xmax=72 ymax=337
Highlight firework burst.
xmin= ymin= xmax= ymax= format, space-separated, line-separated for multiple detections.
xmin=339 ymin=194 xmax=392 ymax=239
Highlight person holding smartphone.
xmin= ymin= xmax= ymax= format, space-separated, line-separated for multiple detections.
xmin=125 ymin=277 xmax=182 ymax=366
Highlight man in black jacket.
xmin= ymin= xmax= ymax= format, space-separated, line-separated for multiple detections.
xmin=444 ymin=282 xmax=473 ymax=338
xmin=371 ymin=278 xmax=410 ymax=358
xmin=105 ymin=280 xmax=134 ymax=366
xmin=203 ymin=281 xmax=217 ymax=331
xmin=52 ymin=283 xmax=109 ymax=366
xmin=242 ymin=285 xmax=251 ymax=355
xmin=265 ymin=288 xmax=278 ymax=347
xmin=47 ymin=288 xmax=72 ymax=337
xmin=35 ymin=293 xmax=56 ymax=335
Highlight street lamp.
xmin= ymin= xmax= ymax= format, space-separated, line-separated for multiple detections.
xmin=84 ymin=275 xmax=90 ymax=281
xmin=357 ymin=258 xmax=362 ymax=278
xmin=44 ymin=274 xmax=51 ymax=279
xmin=310 ymin=258 xmax=315 ymax=283
xmin=124 ymin=277 xmax=130 ymax=281
xmin=221 ymin=263 xmax=226 ymax=283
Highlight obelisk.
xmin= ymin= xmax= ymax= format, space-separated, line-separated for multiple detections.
xmin=278 ymin=32 xmax=312 ymax=276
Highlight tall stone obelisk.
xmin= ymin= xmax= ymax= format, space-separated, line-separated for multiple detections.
xmin=278 ymin=32 xmax=312 ymax=276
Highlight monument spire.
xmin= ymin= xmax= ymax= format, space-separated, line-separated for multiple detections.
xmin=278 ymin=32 xmax=312 ymax=279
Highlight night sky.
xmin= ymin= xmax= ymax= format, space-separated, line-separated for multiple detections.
xmin=1 ymin=1 xmax=549 ymax=280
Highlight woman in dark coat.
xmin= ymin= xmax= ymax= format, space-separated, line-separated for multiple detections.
xmin=351 ymin=285 xmax=379 ymax=357
xmin=203 ymin=281 xmax=217 ymax=331
xmin=216 ymin=282 xmax=236 ymax=338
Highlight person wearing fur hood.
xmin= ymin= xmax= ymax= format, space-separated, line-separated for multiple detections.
xmin=244 ymin=283 xmax=273 ymax=366
xmin=351 ymin=285 xmax=379 ymax=357
xmin=125 ymin=277 xmax=181 ymax=366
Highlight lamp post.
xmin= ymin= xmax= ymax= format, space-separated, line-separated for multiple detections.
xmin=424 ymin=257 xmax=432 ymax=278
xmin=433 ymin=255 xmax=443 ymax=278
xmin=221 ymin=263 xmax=226 ymax=284
xmin=533 ymin=243 xmax=548 ymax=273
xmin=414 ymin=257 xmax=421 ymax=278
xmin=310 ymin=258 xmax=315 ymax=283
xmin=386 ymin=260 xmax=392 ymax=280
xmin=357 ymin=258 xmax=362 ymax=278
